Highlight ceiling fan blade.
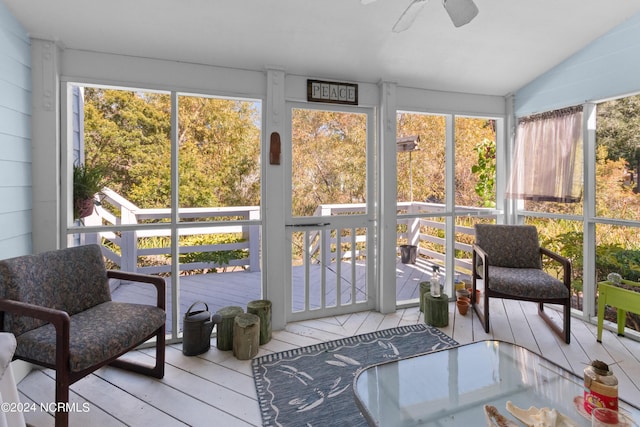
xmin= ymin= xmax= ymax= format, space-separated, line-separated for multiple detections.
xmin=443 ymin=0 xmax=478 ymax=27
xmin=361 ymin=0 xmax=377 ymax=4
xmin=392 ymin=0 xmax=429 ymax=33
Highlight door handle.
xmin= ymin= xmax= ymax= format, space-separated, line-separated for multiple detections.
xmin=285 ymin=223 xmax=330 ymax=228
xmin=269 ymin=132 xmax=281 ymax=165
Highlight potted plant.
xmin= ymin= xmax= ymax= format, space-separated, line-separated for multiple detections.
xmin=73 ymin=163 xmax=107 ymax=220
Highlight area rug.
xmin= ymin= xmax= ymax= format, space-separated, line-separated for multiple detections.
xmin=252 ymin=324 xmax=458 ymax=427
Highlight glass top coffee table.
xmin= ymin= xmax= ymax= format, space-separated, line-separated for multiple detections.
xmin=353 ymin=341 xmax=640 ymax=426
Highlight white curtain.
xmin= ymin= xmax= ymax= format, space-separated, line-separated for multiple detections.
xmin=506 ymin=107 xmax=583 ymax=202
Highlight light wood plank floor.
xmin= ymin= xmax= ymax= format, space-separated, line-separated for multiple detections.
xmin=17 ymin=300 xmax=640 ymax=426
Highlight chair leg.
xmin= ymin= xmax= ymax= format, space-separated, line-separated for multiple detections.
xmin=471 ymin=266 xmax=490 ymax=333
xmin=563 ymin=300 xmax=571 ymax=344
xmin=483 ymin=292 xmax=490 ymax=333
xmin=471 ymin=290 xmax=490 ymax=333
xmin=55 ymin=371 xmax=70 ymax=427
xmin=538 ymin=302 xmax=570 ymax=344
xmin=153 ymin=326 xmax=165 ymax=377
xmin=110 ymin=326 xmax=165 ymax=378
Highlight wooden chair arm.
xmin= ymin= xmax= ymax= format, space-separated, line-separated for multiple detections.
xmin=472 ymin=244 xmax=489 ymax=279
xmin=540 ymin=247 xmax=572 ymax=289
xmin=0 ymin=298 xmax=70 ymax=330
xmin=472 ymin=243 xmax=487 ymax=259
xmin=0 ymin=299 xmax=71 ymax=367
xmin=107 ymin=270 xmax=166 ymax=310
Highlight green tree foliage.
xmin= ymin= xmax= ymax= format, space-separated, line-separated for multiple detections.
xmin=178 ymin=96 xmax=261 ymax=208
xmin=291 ymin=109 xmax=367 ymax=216
xmin=471 ymin=138 xmax=496 ymax=208
xmin=597 ymin=94 xmax=640 ymax=192
xmin=593 ymin=100 xmax=640 ymax=286
xmin=397 ymin=113 xmax=446 ymax=203
xmin=454 ymin=118 xmax=497 ymax=207
xmin=84 ymin=89 xmax=172 ymax=208
xmin=396 ymin=114 xmax=496 ymax=206
xmin=593 ymin=145 xmax=639 ymax=219
xmin=83 ymin=88 xmax=261 ymax=210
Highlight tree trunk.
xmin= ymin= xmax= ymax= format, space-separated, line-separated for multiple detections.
xmin=233 ymin=313 xmax=260 ymax=360
xmin=215 ymin=306 xmax=244 ymax=351
xmin=247 ymin=300 xmax=272 ymax=345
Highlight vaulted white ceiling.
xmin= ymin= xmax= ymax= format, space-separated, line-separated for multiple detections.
xmin=5 ymin=0 xmax=640 ymax=96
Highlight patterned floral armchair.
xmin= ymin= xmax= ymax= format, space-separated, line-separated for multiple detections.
xmin=472 ymin=224 xmax=572 ymax=344
xmin=0 ymin=245 xmax=166 ymax=427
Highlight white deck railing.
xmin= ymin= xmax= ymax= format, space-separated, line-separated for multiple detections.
xmin=83 ymin=188 xmax=260 ymax=275
xmin=398 ymin=201 xmax=497 ymax=274
xmin=82 ymin=189 xmax=496 ymax=276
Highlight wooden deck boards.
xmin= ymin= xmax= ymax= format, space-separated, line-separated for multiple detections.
xmin=110 ymin=259 xmax=433 ymax=333
xmin=16 ymin=299 xmax=640 ymax=426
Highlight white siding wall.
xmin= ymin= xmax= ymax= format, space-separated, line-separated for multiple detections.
xmin=0 ymin=2 xmax=31 ymax=259
xmin=515 ymin=12 xmax=640 ymax=116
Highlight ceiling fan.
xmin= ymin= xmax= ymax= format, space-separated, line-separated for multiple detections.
xmin=362 ymin=0 xmax=479 ymax=32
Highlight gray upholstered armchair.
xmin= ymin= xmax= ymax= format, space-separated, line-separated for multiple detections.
xmin=472 ymin=224 xmax=572 ymax=344
xmin=0 ymin=245 xmax=166 ymax=427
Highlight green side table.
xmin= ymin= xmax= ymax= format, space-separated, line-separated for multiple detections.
xmin=423 ymin=293 xmax=448 ymax=327
xmin=597 ymin=280 xmax=640 ymax=342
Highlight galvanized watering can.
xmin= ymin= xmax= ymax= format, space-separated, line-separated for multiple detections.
xmin=182 ymin=301 xmax=221 ymax=356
